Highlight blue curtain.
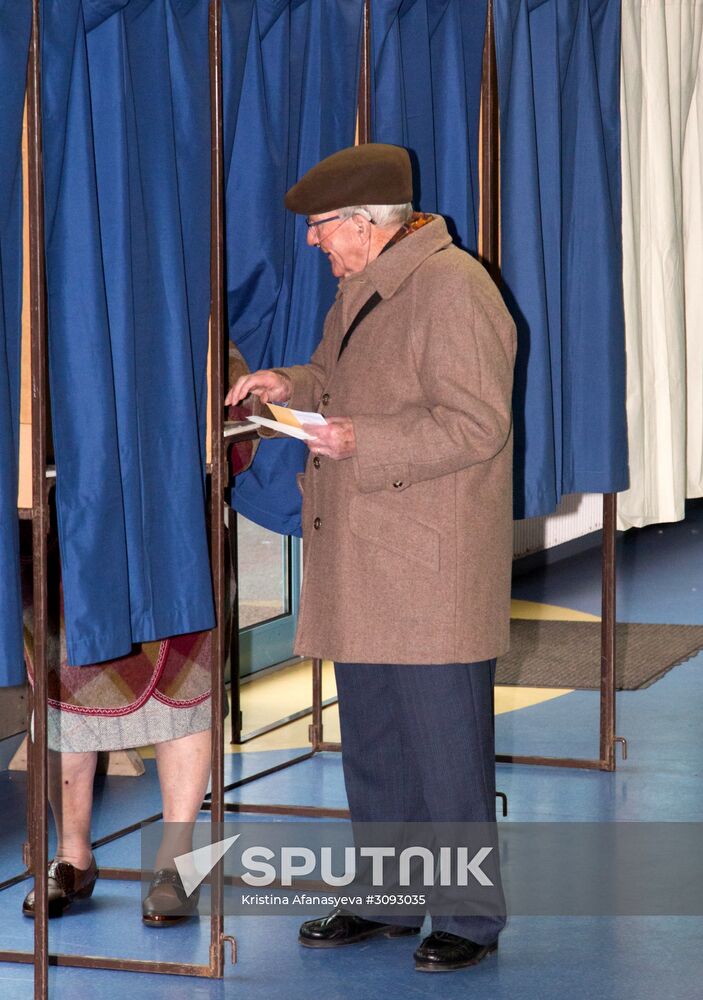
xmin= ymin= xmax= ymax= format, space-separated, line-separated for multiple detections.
xmin=0 ymin=2 xmax=31 ymax=687
xmin=41 ymin=0 xmax=214 ymax=666
xmin=224 ymin=0 xmax=364 ymax=537
xmin=495 ymin=0 xmax=629 ymax=519
xmin=370 ymin=0 xmax=486 ymax=253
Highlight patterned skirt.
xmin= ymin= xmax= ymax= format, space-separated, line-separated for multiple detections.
xmin=47 ymin=693 xmax=215 ymax=752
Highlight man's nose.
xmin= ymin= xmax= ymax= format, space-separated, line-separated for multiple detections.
xmin=306 ymin=227 xmax=318 ymax=248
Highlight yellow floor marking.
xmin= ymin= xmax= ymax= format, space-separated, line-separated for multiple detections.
xmin=511 ymin=598 xmax=600 ymax=622
xmin=495 ymin=686 xmax=569 ymax=713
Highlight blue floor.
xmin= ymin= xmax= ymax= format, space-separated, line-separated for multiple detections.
xmin=512 ymin=501 xmax=703 ymax=625
xmin=2 ymin=509 xmax=703 ymax=998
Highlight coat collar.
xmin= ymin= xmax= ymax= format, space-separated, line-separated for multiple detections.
xmin=335 ymin=215 xmax=453 ymax=330
xmin=337 ymin=215 xmax=452 ymax=297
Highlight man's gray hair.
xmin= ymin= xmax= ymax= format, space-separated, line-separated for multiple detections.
xmin=338 ymin=203 xmax=414 ymax=228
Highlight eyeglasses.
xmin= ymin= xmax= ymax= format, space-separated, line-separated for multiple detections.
xmin=305 ymin=214 xmax=342 ymax=232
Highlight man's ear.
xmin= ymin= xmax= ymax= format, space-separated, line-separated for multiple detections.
xmin=353 ymin=214 xmax=372 ymax=244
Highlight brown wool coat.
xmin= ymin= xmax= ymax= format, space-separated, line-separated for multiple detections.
xmin=278 ymin=216 xmax=516 ymax=665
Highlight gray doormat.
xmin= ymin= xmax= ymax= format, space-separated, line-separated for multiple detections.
xmin=497 ymin=620 xmax=703 ymax=690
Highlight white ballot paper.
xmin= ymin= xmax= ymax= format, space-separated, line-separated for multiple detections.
xmin=247 ymin=405 xmax=327 ymax=441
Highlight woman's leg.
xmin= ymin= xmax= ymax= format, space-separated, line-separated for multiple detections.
xmin=48 ymin=749 xmax=98 ymax=869
xmin=153 ymin=727 xmax=212 ymax=871
xmin=22 ymin=749 xmax=98 ymax=916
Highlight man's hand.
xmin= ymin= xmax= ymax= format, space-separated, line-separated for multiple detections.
xmin=225 ymin=369 xmax=292 ymax=407
xmin=303 ymin=417 xmax=356 ymax=461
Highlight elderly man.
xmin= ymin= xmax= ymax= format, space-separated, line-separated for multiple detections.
xmin=226 ymin=143 xmax=516 ymax=972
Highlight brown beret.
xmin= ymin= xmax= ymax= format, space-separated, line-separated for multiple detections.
xmin=284 ymin=143 xmax=413 ymax=215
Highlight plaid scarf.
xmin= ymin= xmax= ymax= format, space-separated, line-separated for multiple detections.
xmin=379 ymin=212 xmax=435 ymax=255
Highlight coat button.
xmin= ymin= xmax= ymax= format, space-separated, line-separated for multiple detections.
xmin=313 ymin=517 xmax=322 ymax=530
xmin=313 ymin=456 xmax=321 ymax=469
xmin=392 ymin=480 xmax=404 ymax=489
xmin=321 ymin=393 xmax=330 ymax=406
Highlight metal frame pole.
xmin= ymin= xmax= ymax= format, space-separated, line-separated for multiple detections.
xmin=495 ymin=495 xmax=624 ymax=770
xmin=599 ymin=493 xmax=622 ymax=770
xmin=480 ymin=0 xmax=500 ymax=283
xmin=228 ymin=506 xmax=243 ymax=744
xmin=305 ymin=0 xmax=372 ymax=757
xmin=357 ymin=0 xmax=371 ymax=144
xmin=27 ymin=1 xmax=50 ymax=994
xmin=206 ymin=0 xmax=234 ymax=974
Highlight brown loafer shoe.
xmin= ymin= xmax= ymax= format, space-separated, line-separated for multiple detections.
xmin=299 ymin=908 xmax=421 ymax=948
xmin=22 ymin=855 xmax=98 ymax=919
xmin=142 ymin=868 xmax=200 ymax=927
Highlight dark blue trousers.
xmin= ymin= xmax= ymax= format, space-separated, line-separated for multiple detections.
xmin=334 ymin=660 xmax=506 ymax=945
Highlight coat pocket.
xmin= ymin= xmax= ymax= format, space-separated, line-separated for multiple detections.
xmin=348 ymin=494 xmax=440 ymax=573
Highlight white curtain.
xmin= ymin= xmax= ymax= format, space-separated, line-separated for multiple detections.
xmin=618 ymin=0 xmax=703 ymax=529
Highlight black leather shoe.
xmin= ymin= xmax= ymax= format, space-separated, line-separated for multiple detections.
xmin=142 ymin=868 xmax=200 ymax=927
xmin=299 ymin=908 xmax=421 ymax=948
xmin=414 ymin=931 xmax=498 ymax=972
xmin=22 ymin=856 xmax=98 ymax=918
